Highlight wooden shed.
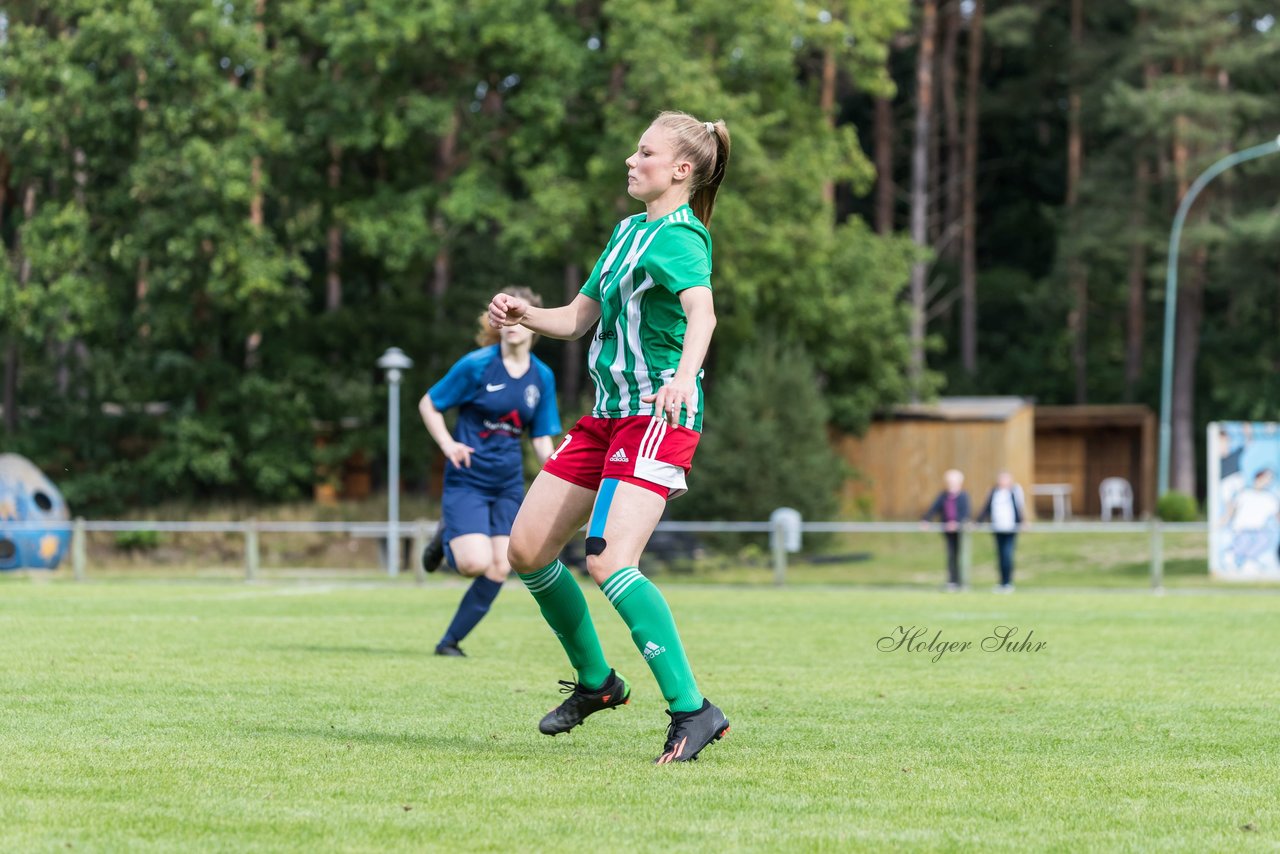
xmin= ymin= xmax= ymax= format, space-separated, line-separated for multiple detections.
xmin=1033 ymin=405 xmax=1155 ymax=519
xmin=834 ymin=397 xmax=1036 ymax=520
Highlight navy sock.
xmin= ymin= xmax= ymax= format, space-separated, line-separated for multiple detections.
xmin=440 ymin=576 xmax=503 ymax=646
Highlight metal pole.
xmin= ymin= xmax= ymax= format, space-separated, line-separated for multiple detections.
xmin=72 ymin=517 xmax=86 ymax=581
xmin=412 ymin=519 xmax=429 ymax=585
xmin=770 ymin=516 xmax=787 ymax=586
xmin=377 ymin=347 xmax=413 ymax=577
xmin=387 ymin=373 xmax=401 ymax=576
xmin=1148 ymin=517 xmax=1164 ymax=594
xmin=245 ymin=519 xmax=259 ymax=582
xmin=1157 ymin=135 xmax=1280 ymax=497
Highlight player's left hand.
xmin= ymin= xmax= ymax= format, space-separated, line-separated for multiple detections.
xmin=642 ymin=378 xmax=696 ymax=427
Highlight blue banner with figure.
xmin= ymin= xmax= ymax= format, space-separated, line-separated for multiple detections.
xmin=1209 ymin=422 xmax=1280 ymax=579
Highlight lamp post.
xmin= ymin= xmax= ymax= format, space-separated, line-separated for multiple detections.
xmin=377 ymin=347 xmax=414 ymax=576
xmin=1157 ymin=134 xmax=1280 ymax=497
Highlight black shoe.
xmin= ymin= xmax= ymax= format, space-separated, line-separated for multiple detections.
xmin=655 ymin=699 xmax=730 ymax=764
xmin=435 ymin=642 xmax=465 ymax=657
xmin=421 ymin=525 xmax=446 ymax=573
xmin=538 ymin=669 xmax=631 ymax=735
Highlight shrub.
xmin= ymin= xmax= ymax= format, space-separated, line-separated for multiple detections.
xmin=114 ymin=530 xmax=161 ymax=551
xmin=1156 ymin=491 xmax=1198 ymax=522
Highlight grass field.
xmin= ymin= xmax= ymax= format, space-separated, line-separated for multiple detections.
xmin=2 ymin=576 xmax=1278 ymax=852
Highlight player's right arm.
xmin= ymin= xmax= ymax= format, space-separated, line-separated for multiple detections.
xmin=490 ymin=225 xmax=617 ymax=339
xmin=488 ymin=292 xmax=601 ymax=340
xmin=421 ymin=352 xmax=491 ymax=468
xmin=418 ymin=394 xmax=474 ymax=469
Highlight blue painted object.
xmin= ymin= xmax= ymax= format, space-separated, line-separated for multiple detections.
xmin=0 ymin=453 xmax=71 ymax=570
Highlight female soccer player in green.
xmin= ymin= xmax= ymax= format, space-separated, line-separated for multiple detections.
xmin=488 ymin=111 xmax=730 ymax=763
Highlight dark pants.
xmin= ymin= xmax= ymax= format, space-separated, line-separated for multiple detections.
xmin=943 ymin=532 xmax=960 ymax=585
xmin=994 ymin=532 xmax=1017 ymax=586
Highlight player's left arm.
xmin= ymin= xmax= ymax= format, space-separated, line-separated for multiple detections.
xmin=531 ymin=435 xmax=555 ymax=464
xmin=528 ymin=362 xmax=563 ymax=461
xmin=645 ymin=286 xmax=715 ymax=426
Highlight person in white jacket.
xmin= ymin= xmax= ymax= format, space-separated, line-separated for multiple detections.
xmin=977 ymin=471 xmax=1026 ymax=592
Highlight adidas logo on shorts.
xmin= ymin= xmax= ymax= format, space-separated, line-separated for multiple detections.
xmin=609 ymin=448 xmax=630 ymax=463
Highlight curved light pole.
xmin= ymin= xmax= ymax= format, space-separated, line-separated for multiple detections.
xmin=377 ymin=347 xmax=414 ymax=575
xmin=1157 ymin=134 xmax=1280 ymax=497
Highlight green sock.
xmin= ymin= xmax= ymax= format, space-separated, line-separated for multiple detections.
xmin=519 ymin=560 xmax=612 ymax=690
xmin=601 ymin=567 xmax=704 ymax=713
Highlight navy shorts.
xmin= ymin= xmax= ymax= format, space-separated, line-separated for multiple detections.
xmin=441 ymin=481 xmax=524 ymax=542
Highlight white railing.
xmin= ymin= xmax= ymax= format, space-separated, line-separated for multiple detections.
xmin=0 ymin=515 xmax=1206 ymax=590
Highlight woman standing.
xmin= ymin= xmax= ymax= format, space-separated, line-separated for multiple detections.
xmin=418 ymin=287 xmax=561 ymax=656
xmin=488 ymin=111 xmax=730 ymax=763
xmin=921 ymin=469 xmax=972 ymax=591
xmin=977 ymin=471 xmax=1026 ymax=592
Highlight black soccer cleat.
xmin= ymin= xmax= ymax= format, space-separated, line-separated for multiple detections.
xmin=421 ymin=525 xmax=446 ymax=574
xmin=538 ymin=669 xmax=631 ymax=735
xmin=434 ymin=642 xmax=465 ymax=657
xmin=654 ymin=699 xmax=730 ymax=764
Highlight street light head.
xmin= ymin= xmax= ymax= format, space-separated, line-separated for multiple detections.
xmin=377 ymin=347 xmax=414 ymax=373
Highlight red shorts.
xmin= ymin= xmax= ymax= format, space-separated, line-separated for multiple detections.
xmin=542 ymin=415 xmax=701 ymax=499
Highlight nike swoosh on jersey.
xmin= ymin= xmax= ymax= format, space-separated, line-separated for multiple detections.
xmin=486 ymin=383 xmax=506 ymax=392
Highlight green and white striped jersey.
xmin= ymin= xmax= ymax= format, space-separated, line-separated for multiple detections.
xmin=580 ymin=204 xmax=713 ymax=431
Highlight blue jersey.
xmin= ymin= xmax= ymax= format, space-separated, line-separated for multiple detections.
xmin=427 ymin=346 xmax=561 ymax=491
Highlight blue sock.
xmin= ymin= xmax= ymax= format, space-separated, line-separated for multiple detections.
xmin=440 ymin=576 xmax=503 ymax=646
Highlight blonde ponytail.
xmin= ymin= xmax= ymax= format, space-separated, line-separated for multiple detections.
xmin=652 ymin=111 xmax=732 ymax=226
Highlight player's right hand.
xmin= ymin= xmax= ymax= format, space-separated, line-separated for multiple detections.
xmin=444 ymin=441 xmax=476 ymax=469
xmin=488 ymin=293 xmax=529 ymax=328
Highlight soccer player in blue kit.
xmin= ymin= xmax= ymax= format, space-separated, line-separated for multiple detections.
xmin=417 ymin=287 xmax=562 ymax=656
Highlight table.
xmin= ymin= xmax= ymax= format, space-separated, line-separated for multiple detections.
xmin=1031 ymin=483 xmax=1073 ymax=522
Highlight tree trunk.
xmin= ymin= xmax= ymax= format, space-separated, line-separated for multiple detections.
xmin=874 ymin=95 xmax=894 ymax=235
xmin=325 ymin=141 xmax=343 ymax=312
xmin=1123 ymin=155 xmax=1149 ymax=400
xmin=0 ymin=152 xmax=9 ymax=224
xmin=5 ymin=183 xmax=38 ymax=432
xmin=325 ymin=63 xmax=345 ymax=314
xmin=250 ymin=0 xmax=267 ymax=230
xmin=1065 ymin=0 xmax=1087 ymax=403
xmin=135 ymin=66 xmax=151 ymax=341
xmin=1171 ymin=248 xmax=1204 ymax=496
xmin=55 ymin=145 xmax=90 ymax=396
xmin=431 ymin=214 xmax=451 ymax=302
xmin=244 ymin=0 xmax=267 ymax=370
xmin=1125 ymin=36 xmax=1155 ymax=401
xmin=2 ymin=338 xmax=16 ymax=433
xmin=18 ymin=183 xmax=35 ymax=292
xmin=927 ymin=27 xmax=942 ymax=247
xmin=430 ymin=107 xmax=461 ymax=303
xmin=959 ymin=0 xmax=983 ymax=375
xmin=562 ymin=262 xmax=583 ymax=406
xmin=1172 ymin=64 xmax=1231 ymax=495
xmin=908 ymin=0 xmax=938 ymax=399
xmin=940 ymin=0 xmax=961 ymax=260
xmin=820 ymin=47 xmax=837 ymax=207
xmin=1168 ymin=75 xmax=1193 ymax=495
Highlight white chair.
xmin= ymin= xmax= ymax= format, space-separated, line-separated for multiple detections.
xmin=1099 ymin=477 xmax=1133 ymax=521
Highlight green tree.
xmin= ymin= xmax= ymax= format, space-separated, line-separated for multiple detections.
xmin=1099 ymin=0 xmax=1280 ymax=494
xmin=672 ymin=337 xmax=845 ymax=522
xmin=1 ymin=0 xmax=922 ymax=513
